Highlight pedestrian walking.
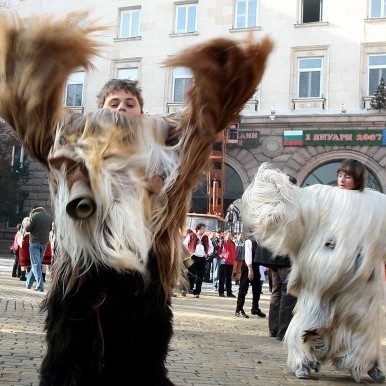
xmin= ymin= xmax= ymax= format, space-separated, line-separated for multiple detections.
xmin=25 ymin=207 xmax=52 ymax=292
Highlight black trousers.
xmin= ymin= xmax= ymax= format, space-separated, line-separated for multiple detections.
xmin=12 ymin=252 xmax=21 ymax=277
xmin=187 ymin=255 xmax=207 ymax=295
xmin=236 ymin=262 xmax=262 ymax=312
xmin=268 ymin=267 xmax=297 ymax=339
xmin=218 ymin=264 xmax=233 ymax=295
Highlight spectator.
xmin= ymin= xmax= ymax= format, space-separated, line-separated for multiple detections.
xmin=233 ymin=232 xmax=244 ymax=285
xmin=211 ymin=230 xmax=223 ymax=290
xmin=268 ymin=175 xmax=298 ymax=341
xmin=183 ymin=223 xmax=213 ymax=298
xmin=17 ymin=217 xmax=31 ymax=282
xmin=217 ymin=230 xmax=236 ymax=297
xmin=268 ymin=260 xmax=297 ymax=340
xmin=203 ymin=230 xmax=216 ymax=283
xmin=25 ymin=207 xmax=52 ymax=292
xmin=235 ymin=237 xmax=266 ymax=318
xmin=224 ymin=204 xmax=240 ymax=234
xmin=11 ymin=223 xmax=22 ymax=278
xmin=97 ymin=78 xmax=166 ymax=194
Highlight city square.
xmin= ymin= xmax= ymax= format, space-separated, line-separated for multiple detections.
xmin=0 ymin=257 xmax=385 ymax=385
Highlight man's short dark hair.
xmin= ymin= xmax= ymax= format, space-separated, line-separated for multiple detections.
xmin=195 ymin=223 xmax=206 ymax=231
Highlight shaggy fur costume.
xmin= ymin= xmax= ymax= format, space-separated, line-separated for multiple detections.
xmin=0 ymin=12 xmax=272 ymax=386
xmin=242 ymin=163 xmax=386 ymax=383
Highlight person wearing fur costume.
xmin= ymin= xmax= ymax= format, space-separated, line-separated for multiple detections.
xmin=242 ymin=162 xmax=386 ymax=383
xmin=0 ymin=12 xmax=272 ymax=386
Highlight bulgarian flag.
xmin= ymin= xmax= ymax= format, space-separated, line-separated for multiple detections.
xmin=283 ymin=130 xmax=303 ymax=146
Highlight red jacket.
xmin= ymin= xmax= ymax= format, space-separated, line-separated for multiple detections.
xmin=218 ymin=240 xmax=236 ymax=265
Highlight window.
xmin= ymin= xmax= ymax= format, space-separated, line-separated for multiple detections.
xmin=65 ymin=71 xmax=85 ymax=107
xmin=119 ymin=8 xmax=141 ymax=38
xmin=213 ymin=142 xmax=222 ymax=151
xmin=301 ymin=0 xmax=322 ymax=23
xmin=175 ymin=3 xmax=197 ymax=33
xmin=298 ymin=58 xmax=322 ymax=98
xmin=229 ymin=128 xmax=238 ymax=140
xmin=11 ymin=144 xmax=27 ymax=168
xmin=235 ymin=0 xmax=258 ymax=28
xmin=172 ymin=67 xmax=192 ymax=103
xmin=117 ymin=67 xmax=139 ymax=80
xmin=368 ymin=55 xmax=386 ymax=95
xmin=370 ymin=0 xmax=386 ymax=18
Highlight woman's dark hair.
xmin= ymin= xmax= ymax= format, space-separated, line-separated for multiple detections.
xmin=287 ymin=175 xmax=297 ymax=185
xmin=337 ymin=159 xmax=367 ymax=191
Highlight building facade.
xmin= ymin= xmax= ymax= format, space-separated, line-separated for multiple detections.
xmin=3 ymin=0 xmax=386 ymax=216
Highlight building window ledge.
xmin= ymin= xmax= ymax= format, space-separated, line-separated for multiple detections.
xmin=114 ymin=36 xmax=142 ymax=42
xmin=167 ymin=102 xmax=186 ymax=114
xmin=294 ymin=21 xmax=329 ymax=28
xmin=293 ymin=98 xmax=326 ymax=110
xmin=365 ymin=17 xmax=386 ymax=23
xmin=363 ymin=96 xmax=380 ymax=111
xmin=229 ymin=26 xmax=262 ymax=33
xmin=241 ymin=99 xmax=259 ymax=113
xmin=65 ymin=106 xmax=84 ymax=114
xmin=169 ymin=32 xmax=199 ymax=38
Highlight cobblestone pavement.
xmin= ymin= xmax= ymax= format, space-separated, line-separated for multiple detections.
xmin=0 ymin=256 xmax=385 ymax=385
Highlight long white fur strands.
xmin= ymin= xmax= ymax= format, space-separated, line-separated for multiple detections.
xmin=242 ymin=162 xmax=386 ymax=382
xmin=49 ymin=110 xmax=180 ymax=277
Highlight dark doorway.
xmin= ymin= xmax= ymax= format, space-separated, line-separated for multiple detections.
xmin=190 ymin=164 xmax=244 ymax=215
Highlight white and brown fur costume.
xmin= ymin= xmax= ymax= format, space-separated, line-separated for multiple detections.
xmin=0 ymin=12 xmax=272 ymax=386
xmin=242 ymin=162 xmax=386 ymax=382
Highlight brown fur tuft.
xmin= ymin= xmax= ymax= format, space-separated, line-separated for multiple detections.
xmin=165 ymin=36 xmax=273 ymax=133
xmin=0 ymin=12 xmax=105 ymax=165
xmin=155 ymin=37 xmax=273 ymax=294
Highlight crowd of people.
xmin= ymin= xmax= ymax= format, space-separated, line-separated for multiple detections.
xmin=181 ymin=220 xmax=299 ymax=342
xmin=181 ymin=216 xmax=294 ymax=339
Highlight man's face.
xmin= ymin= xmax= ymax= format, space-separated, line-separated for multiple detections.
xmin=197 ymin=226 xmax=206 ymax=236
xmin=103 ymin=89 xmax=142 ymax=117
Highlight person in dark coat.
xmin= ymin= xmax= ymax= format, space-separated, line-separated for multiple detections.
xmin=235 ymin=237 xmax=266 ymax=318
xmin=25 ymin=207 xmax=52 ymax=292
xmin=11 ymin=223 xmax=22 ymax=278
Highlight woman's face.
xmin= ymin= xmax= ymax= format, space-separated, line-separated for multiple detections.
xmin=337 ymin=171 xmax=356 ymax=190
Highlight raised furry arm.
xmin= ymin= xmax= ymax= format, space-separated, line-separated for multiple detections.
xmin=165 ymin=36 xmax=273 ymax=136
xmin=154 ymin=38 xmax=273 ymax=290
xmin=0 ymin=12 xmax=103 ymax=166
